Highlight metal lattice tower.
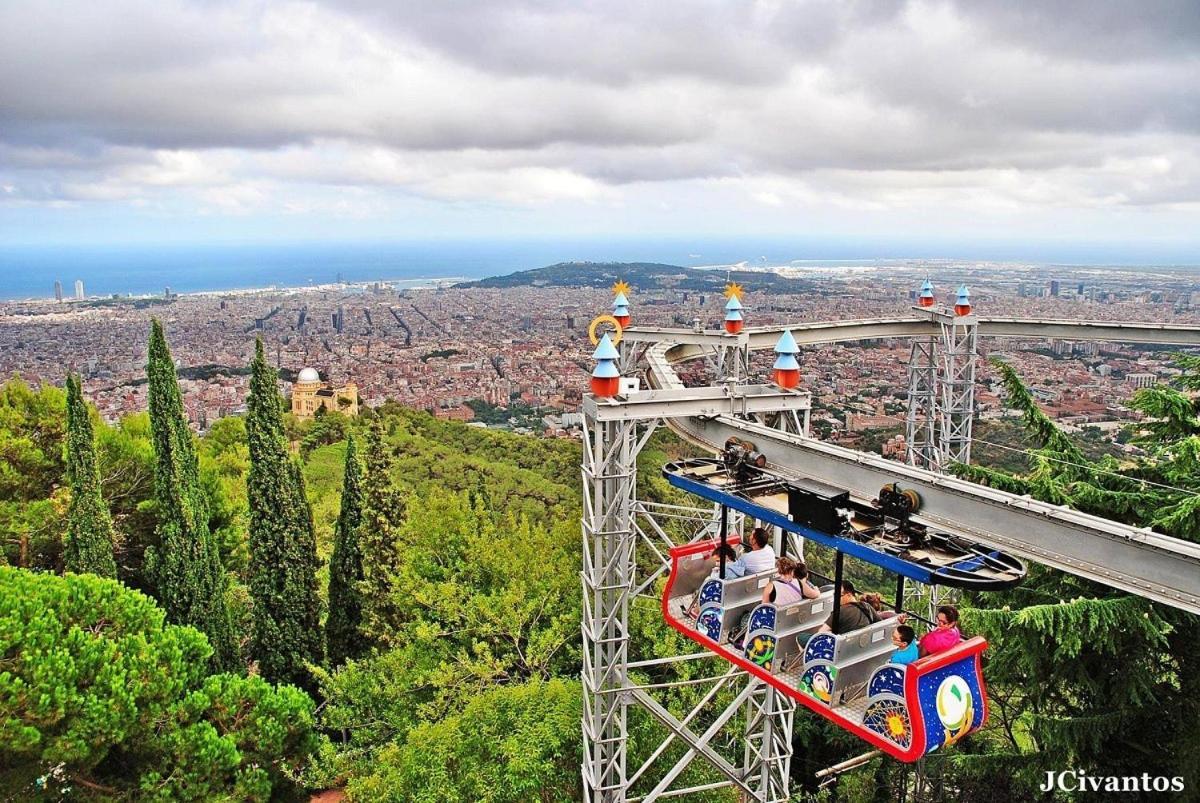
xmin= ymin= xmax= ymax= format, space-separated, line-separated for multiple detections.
xmin=906 ymin=304 xmax=979 ymax=470
xmin=581 ymin=414 xmax=638 ymax=799
xmin=904 ymin=335 xmax=939 ymax=469
xmin=581 ymin=336 xmax=809 ymax=802
xmin=937 ymin=313 xmax=978 ymax=467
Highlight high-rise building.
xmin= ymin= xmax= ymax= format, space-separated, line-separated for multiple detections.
xmin=74 ymin=280 xmax=84 ymax=300
xmin=54 ymin=281 xmax=63 ymax=302
xmin=1049 ymin=280 xmax=1060 ymax=297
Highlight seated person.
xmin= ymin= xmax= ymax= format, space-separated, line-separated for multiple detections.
xmin=818 ymin=581 xmax=879 ymax=634
xmin=861 ymin=591 xmax=905 ymax=622
xmin=890 ymin=624 xmax=919 ymax=665
xmin=919 ymin=605 xmax=963 ymax=657
xmin=762 ymin=556 xmax=821 ymax=605
xmin=706 ymin=527 xmax=775 ymax=578
xmin=707 ymin=544 xmax=746 ymax=578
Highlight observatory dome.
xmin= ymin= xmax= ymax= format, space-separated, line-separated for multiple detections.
xmin=297 ymin=367 xmax=321 ymax=383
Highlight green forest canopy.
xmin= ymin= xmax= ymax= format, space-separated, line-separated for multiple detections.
xmin=2 ymin=351 xmax=1200 ymax=800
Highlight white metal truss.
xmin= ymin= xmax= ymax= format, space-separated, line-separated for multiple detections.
xmin=714 ymin=342 xmax=751 ymax=383
xmin=741 ymin=678 xmax=795 ymax=802
xmin=904 ymin=336 xmax=939 ymax=469
xmin=582 ymin=384 xmax=808 ymax=802
xmin=581 ymin=414 xmax=638 ymax=800
xmin=937 ymin=314 xmax=978 ymax=467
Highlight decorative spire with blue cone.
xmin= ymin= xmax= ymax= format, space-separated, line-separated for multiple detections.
xmin=918 ymin=279 xmax=935 ymax=308
xmin=724 ymin=295 xmax=744 ymax=334
xmin=772 ymin=329 xmax=801 ymax=388
xmin=954 ymin=285 xmax=971 ymax=316
xmin=591 ymin=333 xmax=621 ymax=396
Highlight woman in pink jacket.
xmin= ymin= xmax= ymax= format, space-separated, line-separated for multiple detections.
xmin=919 ymin=605 xmax=963 ymax=657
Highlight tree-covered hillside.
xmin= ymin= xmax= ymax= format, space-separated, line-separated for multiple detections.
xmin=456 ymin=260 xmax=818 ymax=294
xmin=4 ymin=334 xmax=1199 ymax=801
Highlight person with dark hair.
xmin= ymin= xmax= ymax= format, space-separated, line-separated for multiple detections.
xmin=819 ymin=581 xmax=879 ymax=633
xmin=890 ymin=624 xmax=919 ymax=665
xmin=862 ymin=591 xmax=906 ymax=623
xmin=761 ymin=556 xmax=820 ymax=605
xmin=706 ymin=526 xmax=775 ymax=578
xmin=707 ymin=544 xmax=745 ymax=578
xmin=919 ymin=605 xmax=962 ymax=656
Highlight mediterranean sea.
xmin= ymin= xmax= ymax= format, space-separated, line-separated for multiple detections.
xmin=1 ymin=237 xmax=1195 ymax=301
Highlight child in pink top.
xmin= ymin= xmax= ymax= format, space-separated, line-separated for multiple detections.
xmin=919 ymin=605 xmax=963 ymax=656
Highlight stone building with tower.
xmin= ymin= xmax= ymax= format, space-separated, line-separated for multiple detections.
xmin=290 ymin=367 xmax=359 ymax=420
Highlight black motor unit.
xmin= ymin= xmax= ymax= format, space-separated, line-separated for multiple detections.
xmin=787 ymin=477 xmax=849 ymax=535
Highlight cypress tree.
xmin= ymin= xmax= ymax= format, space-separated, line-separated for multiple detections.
xmin=289 ymin=457 xmax=325 ymax=667
xmin=359 ymin=421 xmax=408 ymax=643
xmin=327 ymin=434 xmax=366 ymax=666
xmin=63 ymin=374 xmax=117 ymax=578
xmin=246 ymin=338 xmax=324 ymax=688
xmin=144 ymin=319 xmax=237 ymax=671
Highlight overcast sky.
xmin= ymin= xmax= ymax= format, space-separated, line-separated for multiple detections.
xmin=1 ymin=0 xmax=1197 ymax=252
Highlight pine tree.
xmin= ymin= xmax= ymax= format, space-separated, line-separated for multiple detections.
xmin=246 ymin=338 xmax=324 ymax=688
xmin=144 ymin=319 xmax=237 ymax=671
xmin=937 ymin=356 xmax=1200 ymax=797
xmin=358 ymin=421 xmax=408 ymax=643
xmin=328 ymin=434 xmax=366 ymax=666
xmin=63 ymin=374 xmax=117 ymax=578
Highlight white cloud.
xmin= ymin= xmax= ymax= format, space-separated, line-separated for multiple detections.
xmin=0 ymin=0 xmax=1196 ymax=241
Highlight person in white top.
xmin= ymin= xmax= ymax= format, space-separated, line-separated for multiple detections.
xmin=704 ymin=527 xmax=775 ymax=578
xmin=762 ymin=557 xmax=821 ymax=606
xmin=738 ymin=527 xmax=777 ymax=574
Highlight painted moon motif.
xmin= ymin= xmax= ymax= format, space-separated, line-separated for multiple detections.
xmin=936 ymin=675 xmax=972 ymax=731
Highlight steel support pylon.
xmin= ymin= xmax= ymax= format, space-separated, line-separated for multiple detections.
xmin=715 ymin=341 xmax=750 ymax=383
xmin=582 ymin=375 xmax=807 ymax=801
xmin=937 ymin=316 xmax=978 ymax=467
xmin=904 ymin=336 xmax=939 ymax=469
xmin=581 ymin=415 xmax=638 ymax=800
xmin=741 ymin=677 xmax=795 ymax=802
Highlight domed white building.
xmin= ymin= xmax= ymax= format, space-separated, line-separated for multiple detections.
xmin=291 ymin=367 xmax=359 ymax=420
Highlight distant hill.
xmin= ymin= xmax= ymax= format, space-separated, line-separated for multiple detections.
xmin=456 ymin=261 xmax=818 ymax=293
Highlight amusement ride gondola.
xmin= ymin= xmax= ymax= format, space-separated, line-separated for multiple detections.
xmin=660 ymin=438 xmax=1026 ymax=761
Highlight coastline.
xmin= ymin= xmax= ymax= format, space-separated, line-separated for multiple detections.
xmin=0 ymin=275 xmax=469 ymax=305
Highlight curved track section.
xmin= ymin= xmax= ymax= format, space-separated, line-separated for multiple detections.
xmin=625 ymin=317 xmax=1200 ymax=349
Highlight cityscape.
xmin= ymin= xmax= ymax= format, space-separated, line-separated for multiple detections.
xmin=4 ymin=261 xmax=1196 ymax=452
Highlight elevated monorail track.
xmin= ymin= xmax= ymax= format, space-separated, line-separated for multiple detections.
xmin=623 ymin=317 xmax=1200 ymax=350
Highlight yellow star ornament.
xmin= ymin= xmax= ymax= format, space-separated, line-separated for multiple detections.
xmin=611 ymin=280 xmax=631 ymax=297
xmin=724 ymin=282 xmax=745 ymax=301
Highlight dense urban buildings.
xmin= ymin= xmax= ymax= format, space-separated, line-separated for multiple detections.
xmin=2 ymin=262 xmax=1197 ymax=449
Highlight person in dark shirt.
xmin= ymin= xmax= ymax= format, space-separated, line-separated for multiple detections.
xmin=819 ymin=581 xmax=879 ymax=633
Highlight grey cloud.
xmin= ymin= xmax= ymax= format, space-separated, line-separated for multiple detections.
xmin=959 ymin=0 xmax=1200 ymax=61
xmin=0 ymin=0 xmax=1197 ymax=209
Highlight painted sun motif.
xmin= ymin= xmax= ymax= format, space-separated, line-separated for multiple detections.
xmin=611 ymin=280 xmax=631 ymax=297
xmin=724 ymin=282 xmax=744 ymax=301
xmin=863 ymin=699 xmax=911 ymax=748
